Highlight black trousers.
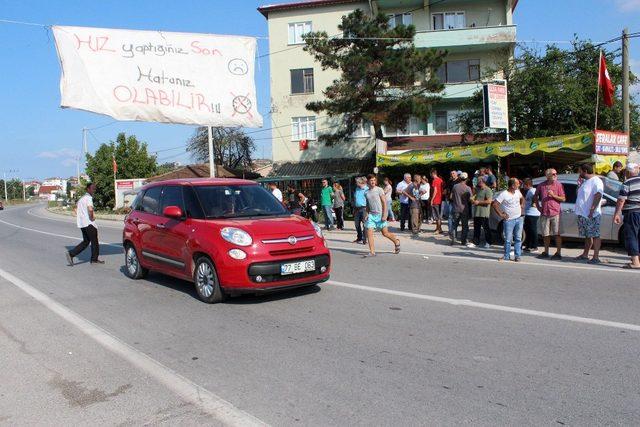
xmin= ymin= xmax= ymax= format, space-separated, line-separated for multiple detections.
xmin=400 ymin=203 xmax=410 ymax=231
xmin=354 ymin=207 xmax=367 ymax=243
xmin=473 ymin=216 xmax=492 ymax=245
xmin=334 ymin=206 xmax=344 ymax=230
xmin=524 ymin=215 xmax=539 ymax=249
xmin=421 ymin=200 xmax=430 ymax=222
xmin=69 ymin=225 xmax=99 ymax=262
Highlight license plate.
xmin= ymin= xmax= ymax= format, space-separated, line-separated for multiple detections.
xmin=280 ymin=260 xmax=315 ymax=275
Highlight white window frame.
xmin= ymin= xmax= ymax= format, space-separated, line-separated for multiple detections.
xmin=288 ymin=22 xmax=312 ymax=45
xmin=387 ymin=13 xmax=412 ymax=29
xmin=431 ymin=12 xmax=465 ymax=30
xmin=351 ymin=120 xmax=372 ymax=138
xmin=382 ymin=117 xmax=421 ymax=137
xmin=291 ymin=116 xmax=316 ymax=141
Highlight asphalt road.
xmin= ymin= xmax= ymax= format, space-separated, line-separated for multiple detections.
xmin=1 ymin=203 xmax=640 ymax=426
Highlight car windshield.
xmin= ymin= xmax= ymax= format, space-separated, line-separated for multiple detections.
xmin=603 ymin=176 xmax=622 ymax=200
xmin=194 ymin=184 xmax=288 ymax=219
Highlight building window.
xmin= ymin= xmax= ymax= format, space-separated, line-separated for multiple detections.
xmin=435 ymin=59 xmax=480 ymax=83
xmin=288 ymin=22 xmax=312 ymax=45
xmin=387 ymin=13 xmax=412 ymax=29
xmin=434 ymin=111 xmax=463 ymax=134
xmin=432 ymin=12 xmax=465 ymax=30
xmin=351 ymin=120 xmax=372 ymax=138
xmin=383 ymin=117 xmax=420 ymax=137
xmin=291 ymin=116 xmax=316 ymax=141
xmin=290 ymin=68 xmax=314 ymax=94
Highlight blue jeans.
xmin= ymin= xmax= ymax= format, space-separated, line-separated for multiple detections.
xmin=386 ymin=201 xmax=395 ymax=221
xmin=503 ymin=217 xmax=524 ymax=260
xmin=322 ymin=205 xmax=334 ymax=229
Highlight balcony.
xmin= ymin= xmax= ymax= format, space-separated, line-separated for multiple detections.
xmin=414 ymin=25 xmax=516 ymax=52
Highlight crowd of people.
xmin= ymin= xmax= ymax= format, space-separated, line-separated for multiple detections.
xmin=267 ymin=160 xmax=640 ymax=268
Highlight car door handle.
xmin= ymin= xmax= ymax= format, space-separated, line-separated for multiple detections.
xmin=156 ymin=223 xmax=166 ymax=229
xmin=562 ymin=209 xmax=573 ymax=213
xmin=132 ymin=218 xmax=141 ymax=224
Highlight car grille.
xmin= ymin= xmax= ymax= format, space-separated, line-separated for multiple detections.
xmin=247 ymin=254 xmax=330 ymax=283
xmin=268 ymin=246 xmax=314 ymax=256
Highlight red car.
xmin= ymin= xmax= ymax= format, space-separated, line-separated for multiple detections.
xmin=122 ymin=178 xmax=331 ymax=303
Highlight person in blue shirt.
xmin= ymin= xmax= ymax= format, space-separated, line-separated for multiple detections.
xmin=353 ymin=177 xmax=369 ymax=244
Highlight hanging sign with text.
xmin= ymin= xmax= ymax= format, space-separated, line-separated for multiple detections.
xmin=482 ymin=82 xmax=509 ymax=130
xmin=593 ymin=130 xmax=630 ymax=155
xmin=52 ymin=26 xmax=262 ymax=128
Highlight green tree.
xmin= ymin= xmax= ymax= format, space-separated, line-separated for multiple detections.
xmin=302 ymin=9 xmax=446 ymax=143
xmin=4 ymin=179 xmax=23 ymax=200
xmin=85 ymin=132 xmax=157 ymax=209
xmin=458 ymin=40 xmax=639 ymax=143
xmin=187 ymin=127 xmax=255 ymax=169
xmin=156 ymin=162 xmax=180 ymax=176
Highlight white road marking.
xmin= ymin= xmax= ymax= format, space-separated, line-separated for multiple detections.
xmin=27 ymin=206 xmax=123 ymax=229
xmin=0 ymin=267 xmax=267 ymax=427
xmin=0 ymin=217 xmax=122 ymax=248
xmin=327 ymin=243 xmax=637 ymax=274
xmin=327 ymin=280 xmax=640 ymax=331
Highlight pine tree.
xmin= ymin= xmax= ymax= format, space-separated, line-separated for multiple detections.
xmin=303 ymin=9 xmax=446 ymax=144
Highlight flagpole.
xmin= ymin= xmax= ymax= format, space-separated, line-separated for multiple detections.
xmin=594 ymin=49 xmax=602 ymax=131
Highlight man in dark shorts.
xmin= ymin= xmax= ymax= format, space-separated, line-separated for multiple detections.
xmin=614 ymin=163 xmax=640 ymax=269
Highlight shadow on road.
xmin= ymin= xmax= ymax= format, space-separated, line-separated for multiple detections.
xmin=118 ymin=266 xmax=322 ymax=304
xmin=64 ymin=244 xmax=123 ymax=265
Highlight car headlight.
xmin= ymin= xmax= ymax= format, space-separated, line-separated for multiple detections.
xmin=220 ymin=227 xmax=253 ymax=246
xmin=312 ymin=221 xmax=323 ymax=238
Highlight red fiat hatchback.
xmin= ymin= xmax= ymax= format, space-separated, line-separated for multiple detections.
xmin=122 ymin=178 xmax=331 ymax=303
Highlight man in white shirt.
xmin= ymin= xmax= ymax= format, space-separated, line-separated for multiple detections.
xmin=66 ymin=183 xmax=103 ymax=265
xmin=574 ymin=163 xmax=604 ymax=264
xmin=269 ymin=183 xmax=283 ymax=202
xmin=492 ymin=178 xmax=525 ymax=262
xmin=396 ymin=173 xmax=412 ymax=232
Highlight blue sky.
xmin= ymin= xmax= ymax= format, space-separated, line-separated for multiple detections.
xmin=0 ymin=0 xmax=639 ymax=180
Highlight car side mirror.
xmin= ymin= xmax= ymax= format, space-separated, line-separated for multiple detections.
xmin=163 ymin=205 xmax=183 ymax=219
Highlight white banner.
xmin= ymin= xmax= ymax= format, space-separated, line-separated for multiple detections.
xmin=53 ymin=26 xmax=262 ymax=128
xmin=482 ymin=82 xmax=508 ymax=130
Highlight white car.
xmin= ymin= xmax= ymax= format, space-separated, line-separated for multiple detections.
xmin=489 ymin=174 xmax=623 ymax=244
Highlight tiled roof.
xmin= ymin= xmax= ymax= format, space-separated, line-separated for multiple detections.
xmin=258 ymin=0 xmax=361 ymax=17
xmin=38 ymin=185 xmax=63 ymax=194
xmin=147 ymin=164 xmax=260 ymax=182
xmin=267 ymin=154 xmax=375 ymax=179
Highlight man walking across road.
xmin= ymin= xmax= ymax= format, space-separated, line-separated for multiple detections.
xmin=449 ymin=172 xmax=472 ymax=246
xmin=574 ymin=164 xmax=604 ymax=264
xmin=66 ymin=183 xmax=103 ymax=265
xmin=396 ymin=173 xmax=412 ymax=232
xmin=364 ymin=174 xmax=400 ymax=257
xmin=522 ymin=178 xmax=540 ymax=253
xmin=533 ymin=168 xmax=565 ymax=260
xmin=353 ymin=177 xmax=368 ymax=245
xmin=614 ymin=163 xmax=640 ymax=269
xmin=320 ymin=178 xmax=334 ymax=230
xmin=492 ymin=178 xmax=525 ymax=262
xmin=430 ymin=169 xmax=444 ymax=234
xmin=472 ymin=176 xmax=493 ymax=248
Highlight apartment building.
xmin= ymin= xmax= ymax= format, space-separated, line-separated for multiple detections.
xmin=258 ymin=0 xmax=518 ymax=175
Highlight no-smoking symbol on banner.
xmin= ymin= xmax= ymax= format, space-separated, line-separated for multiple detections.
xmin=231 ymin=93 xmax=253 ymax=118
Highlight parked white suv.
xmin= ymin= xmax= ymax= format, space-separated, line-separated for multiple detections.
xmin=489 ymin=174 xmax=623 ymax=244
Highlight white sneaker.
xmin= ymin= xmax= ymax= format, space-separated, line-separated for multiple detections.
xmin=482 ymin=243 xmax=491 ymax=249
xmin=466 ymin=242 xmax=476 ymax=248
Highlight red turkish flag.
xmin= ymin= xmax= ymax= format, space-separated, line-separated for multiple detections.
xmin=112 ymin=155 xmax=118 ymax=175
xmin=599 ymin=52 xmax=614 ymax=107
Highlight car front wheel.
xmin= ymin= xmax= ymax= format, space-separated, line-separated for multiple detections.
xmin=124 ymin=244 xmax=148 ymax=280
xmin=194 ymin=256 xmax=226 ymax=304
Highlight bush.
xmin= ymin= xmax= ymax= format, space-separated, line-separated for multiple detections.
xmin=113 ymin=207 xmax=132 ymax=215
xmin=48 ymin=201 xmax=59 ymax=208
xmin=391 ymin=199 xmax=400 ymax=218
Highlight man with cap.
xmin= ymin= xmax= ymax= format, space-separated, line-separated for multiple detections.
xmin=614 ymin=163 xmax=640 ymax=269
xmin=449 ymin=172 xmax=472 ymax=246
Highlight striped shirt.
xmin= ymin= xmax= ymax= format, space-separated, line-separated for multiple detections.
xmin=619 ymin=176 xmax=640 ymax=212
